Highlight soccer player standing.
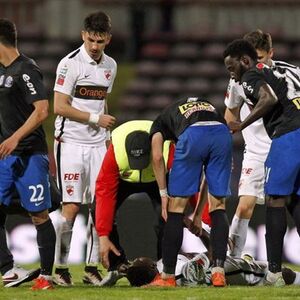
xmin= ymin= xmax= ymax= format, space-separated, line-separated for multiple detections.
xmin=0 ymin=18 xmax=55 ymax=290
xmin=225 ymin=30 xmax=300 ymax=258
xmin=53 ymin=11 xmax=116 ymax=286
xmin=147 ymin=96 xmax=232 ymax=287
xmin=224 ymin=39 xmax=300 ymax=286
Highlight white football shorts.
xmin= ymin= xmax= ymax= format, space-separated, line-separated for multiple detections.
xmin=238 ymin=156 xmax=266 ymax=205
xmin=54 ymin=141 xmax=106 ymax=204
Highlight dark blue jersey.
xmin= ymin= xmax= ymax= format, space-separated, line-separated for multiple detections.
xmin=0 ymin=54 xmax=48 ymax=155
xmin=241 ymin=63 xmax=300 ymax=138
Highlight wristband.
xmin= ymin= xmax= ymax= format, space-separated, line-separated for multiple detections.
xmin=106 ymin=130 xmax=111 ymax=141
xmin=159 ymin=188 xmax=168 ymax=197
xmin=89 ymin=113 xmax=100 ymax=125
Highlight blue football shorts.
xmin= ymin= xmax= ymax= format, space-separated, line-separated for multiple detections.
xmin=168 ymin=124 xmax=232 ymax=197
xmin=265 ymin=128 xmax=300 ymax=196
xmin=0 ymin=154 xmax=51 ymax=212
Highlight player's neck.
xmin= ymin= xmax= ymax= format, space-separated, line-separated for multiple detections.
xmin=0 ymin=46 xmax=20 ymax=67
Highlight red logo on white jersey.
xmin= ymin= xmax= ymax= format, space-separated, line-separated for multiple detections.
xmin=104 ymin=69 xmax=111 ymax=80
xmin=64 ymin=173 xmax=80 ymax=181
xmin=57 ymin=74 xmax=65 ymax=85
xmin=256 ymin=63 xmax=264 ymax=70
xmin=241 ymin=168 xmax=253 ymax=175
xmin=66 ymin=185 xmax=74 ymax=196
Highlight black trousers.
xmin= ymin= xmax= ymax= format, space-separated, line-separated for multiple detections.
xmin=92 ymin=180 xmax=165 ymax=271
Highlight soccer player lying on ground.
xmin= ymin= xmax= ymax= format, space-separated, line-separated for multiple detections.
xmin=119 ymin=254 xmax=300 ymax=287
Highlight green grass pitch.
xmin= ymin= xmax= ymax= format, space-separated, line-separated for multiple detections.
xmin=1 ymin=264 xmax=300 ymax=300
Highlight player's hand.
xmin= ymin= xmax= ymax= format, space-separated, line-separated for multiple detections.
xmin=191 ymin=216 xmax=203 ymax=237
xmin=99 ymin=236 xmax=121 ymax=269
xmin=98 ymin=114 xmax=116 ymax=129
xmin=161 ymin=195 xmax=169 ymax=222
xmin=0 ymin=136 xmax=19 ymax=159
xmin=228 ymin=120 xmax=242 ymax=133
xmin=183 ymin=216 xmax=202 ymax=237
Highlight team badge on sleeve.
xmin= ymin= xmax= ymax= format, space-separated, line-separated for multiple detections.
xmin=56 ymin=65 xmax=68 ymax=86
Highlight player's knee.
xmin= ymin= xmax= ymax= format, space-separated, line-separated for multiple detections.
xmin=61 ymin=202 xmax=80 ymax=220
xmin=236 ymin=203 xmax=254 ymax=219
xmin=266 ymin=195 xmax=286 ymax=207
xmin=30 ymin=209 xmax=50 ymax=225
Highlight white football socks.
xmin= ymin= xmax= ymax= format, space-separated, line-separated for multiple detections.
xmin=55 ymin=215 xmax=74 ymax=267
xmin=229 ymin=215 xmax=250 ymax=257
xmin=86 ymin=213 xmax=100 ymax=265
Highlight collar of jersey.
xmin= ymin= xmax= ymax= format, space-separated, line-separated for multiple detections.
xmin=80 ymin=44 xmax=106 ymax=65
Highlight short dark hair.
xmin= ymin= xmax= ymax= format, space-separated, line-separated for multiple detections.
xmin=243 ymin=29 xmax=272 ymax=52
xmin=0 ymin=18 xmax=17 ymax=47
xmin=126 ymin=257 xmax=158 ymax=287
xmin=223 ymin=39 xmax=258 ymax=61
xmin=84 ymin=11 xmax=111 ymax=34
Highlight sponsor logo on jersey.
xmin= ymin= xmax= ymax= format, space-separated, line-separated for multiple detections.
xmin=64 ymin=173 xmax=80 ymax=181
xmin=242 ymin=82 xmax=254 ymax=94
xmin=66 ymin=185 xmax=74 ymax=196
xmin=104 ymin=69 xmax=111 ymax=80
xmin=0 ymin=75 xmax=4 ymax=86
xmin=22 ymin=74 xmax=36 ymax=94
xmin=179 ymin=101 xmax=215 ymax=118
xmin=241 ymin=168 xmax=253 ymax=175
xmin=74 ymin=85 xmax=108 ymax=100
xmin=5 ymin=76 xmax=13 ymax=88
xmin=60 ymin=65 xmax=68 ymax=75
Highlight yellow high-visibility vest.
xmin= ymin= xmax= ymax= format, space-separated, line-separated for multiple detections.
xmin=112 ymin=120 xmax=170 ymax=183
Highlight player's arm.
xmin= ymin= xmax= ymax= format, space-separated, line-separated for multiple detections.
xmin=104 ymin=99 xmax=111 ymax=148
xmin=95 ymin=144 xmax=121 ymax=268
xmin=151 ymin=132 xmax=169 ymax=221
xmin=0 ymin=99 xmax=48 ymax=159
xmin=53 ymin=91 xmax=115 ymax=129
xmin=224 ymin=106 xmax=240 ymax=125
xmin=239 ymin=83 xmax=277 ymax=130
xmin=54 ymin=91 xmax=89 ymax=122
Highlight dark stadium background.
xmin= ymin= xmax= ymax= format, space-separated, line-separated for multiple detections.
xmin=2 ymin=0 xmax=300 ymax=265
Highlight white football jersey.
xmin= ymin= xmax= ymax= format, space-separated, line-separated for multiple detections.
xmin=54 ymin=44 xmax=117 ymax=146
xmin=225 ymin=78 xmax=271 ymax=159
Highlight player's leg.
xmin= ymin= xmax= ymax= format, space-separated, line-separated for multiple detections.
xmin=148 ymin=196 xmax=189 ymax=288
xmin=83 ymin=144 xmax=106 ymax=285
xmin=264 ymin=195 xmax=287 ymax=286
xmin=263 ymin=132 xmax=300 ymax=286
xmin=147 ymin=182 xmax=165 ymax=260
xmin=16 ymin=154 xmax=55 ymax=290
xmin=146 ymin=127 xmax=203 ymax=287
xmin=0 ymin=158 xmax=41 ymax=288
xmin=204 ymin=124 xmax=232 ymax=287
xmin=229 ymin=158 xmax=265 ymax=257
xmin=54 ymin=141 xmax=85 ymax=286
xmin=30 ymin=209 xmax=55 ymax=290
xmin=0 ymin=210 xmax=14 ymax=278
xmin=229 ymin=195 xmax=256 ymax=257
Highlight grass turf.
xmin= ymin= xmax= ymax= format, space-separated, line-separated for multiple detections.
xmin=1 ymin=264 xmax=300 ymax=300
